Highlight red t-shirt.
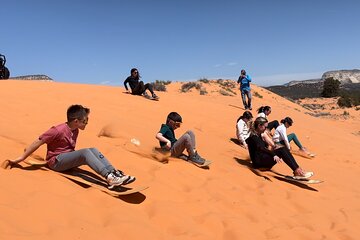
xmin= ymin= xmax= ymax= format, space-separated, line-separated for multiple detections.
xmin=39 ymin=123 xmax=78 ymax=167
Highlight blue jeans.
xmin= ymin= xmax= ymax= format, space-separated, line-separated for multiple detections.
xmin=241 ymin=89 xmax=252 ymax=109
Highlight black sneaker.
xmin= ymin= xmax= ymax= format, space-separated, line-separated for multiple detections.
xmin=152 ymin=93 xmax=159 ymax=99
xmin=188 ymin=152 xmax=206 ymax=165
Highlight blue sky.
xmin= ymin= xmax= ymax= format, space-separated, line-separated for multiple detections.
xmin=2 ymin=0 xmax=359 ymax=86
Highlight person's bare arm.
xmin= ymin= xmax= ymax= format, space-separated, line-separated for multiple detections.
xmin=12 ymin=138 xmax=45 ymax=164
xmin=156 ymin=133 xmax=171 ymax=149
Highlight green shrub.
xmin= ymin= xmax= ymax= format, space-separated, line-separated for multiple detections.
xmin=321 ymin=77 xmax=340 ymax=97
xmin=337 ymin=95 xmax=352 ymax=108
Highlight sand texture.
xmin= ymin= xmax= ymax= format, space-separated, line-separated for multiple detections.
xmin=1 ymin=80 xmax=359 ymax=240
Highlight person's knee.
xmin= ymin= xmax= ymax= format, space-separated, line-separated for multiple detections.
xmin=185 ymin=130 xmax=194 ymax=136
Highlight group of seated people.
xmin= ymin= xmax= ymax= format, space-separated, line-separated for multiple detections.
xmin=236 ymin=106 xmax=314 ymax=179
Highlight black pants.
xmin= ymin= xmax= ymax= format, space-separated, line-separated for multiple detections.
xmin=254 ymin=147 xmax=299 ymax=171
xmin=132 ymin=81 xmax=154 ymax=95
xmin=267 ymin=120 xmax=279 ymax=131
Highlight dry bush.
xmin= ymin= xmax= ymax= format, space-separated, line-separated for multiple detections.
xmin=181 ymin=82 xmax=202 ymax=92
xmin=152 ymin=80 xmax=171 ymax=92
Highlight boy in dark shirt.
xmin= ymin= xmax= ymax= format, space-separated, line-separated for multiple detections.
xmin=156 ymin=112 xmax=207 ymax=166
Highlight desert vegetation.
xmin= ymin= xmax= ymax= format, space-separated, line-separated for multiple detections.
xmin=151 ymin=80 xmax=172 ymax=92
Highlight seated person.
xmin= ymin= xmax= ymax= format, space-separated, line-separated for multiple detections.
xmin=236 ymin=111 xmax=253 ymax=149
xmin=245 ymin=117 xmax=313 ymax=179
xmin=257 ymin=106 xmax=279 ymax=131
xmin=7 ymin=104 xmax=135 ymax=189
xmin=273 ymin=117 xmax=314 ymax=157
xmin=124 ymin=68 xmax=158 ymax=99
xmin=155 ymin=112 xmax=206 ymax=166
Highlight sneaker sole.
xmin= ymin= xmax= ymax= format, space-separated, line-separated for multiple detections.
xmin=122 ymin=177 xmax=136 ymax=185
xmin=108 ymin=176 xmax=134 ymax=189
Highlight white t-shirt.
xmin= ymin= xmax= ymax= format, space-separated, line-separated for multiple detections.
xmin=257 ymin=112 xmax=266 ymax=119
xmin=236 ymin=119 xmax=251 ymax=145
xmin=272 ymin=124 xmax=290 ymax=149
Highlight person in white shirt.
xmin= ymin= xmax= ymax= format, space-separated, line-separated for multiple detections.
xmin=272 ymin=117 xmax=314 ymax=157
xmin=256 ymin=106 xmax=279 ymax=131
xmin=236 ymin=111 xmax=253 ymax=149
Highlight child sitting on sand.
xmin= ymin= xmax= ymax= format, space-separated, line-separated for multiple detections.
xmin=155 ymin=112 xmax=207 ymax=166
xmin=272 ymin=117 xmax=314 ymax=157
xmin=6 ymin=104 xmax=135 ymax=189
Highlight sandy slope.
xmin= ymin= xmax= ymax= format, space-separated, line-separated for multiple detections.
xmin=0 ymin=80 xmax=359 ymax=240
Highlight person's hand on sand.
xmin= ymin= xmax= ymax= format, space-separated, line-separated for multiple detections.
xmin=273 ymin=155 xmax=283 ymax=164
xmin=1 ymin=159 xmax=20 ymax=169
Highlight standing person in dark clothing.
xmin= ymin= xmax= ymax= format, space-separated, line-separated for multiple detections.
xmin=237 ymin=69 xmax=252 ymax=110
xmin=245 ymin=117 xmax=313 ymax=179
xmin=124 ymin=68 xmax=158 ymax=99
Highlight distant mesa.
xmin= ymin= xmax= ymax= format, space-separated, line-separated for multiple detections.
xmin=322 ymin=69 xmax=360 ymax=84
xmin=10 ymin=75 xmax=53 ymax=81
xmin=266 ymin=69 xmax=360 ymax=100
xmin=284 ymin=69 xmax=360 ymax=87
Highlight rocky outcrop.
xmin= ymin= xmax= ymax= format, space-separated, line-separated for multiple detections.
xmin=285 ymin=78 xmax=322 ymax=87
xmin=322 ymin=69 xmax=360 ymax=84
xmin=10 ymin=75 xmax=53 ymax=81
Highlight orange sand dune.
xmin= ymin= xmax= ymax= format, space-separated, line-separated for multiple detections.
xmin=1 ymin=80 xmax=359 ymax=240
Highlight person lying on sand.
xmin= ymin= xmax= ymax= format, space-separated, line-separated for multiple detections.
xmin=246 ymin=117 xmax=313 ymax=179
xmin=272 ymin=117 xmax=315 ymax=157
xmin=155 ymin=112 xmax=207 ymax=166
xmin=6 ymin=104 xmax=135 ymax=189
xmin=124 ymin=68 xmax=158 ymax=99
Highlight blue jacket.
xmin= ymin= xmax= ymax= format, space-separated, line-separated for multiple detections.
xmin=237 ymin=74 xmax=252 ymax=91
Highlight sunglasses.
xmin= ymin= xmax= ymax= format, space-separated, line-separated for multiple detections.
xmin=78 ymin=118 xmax=88 ymax=124
xmin=175 ymin=122 xmax=181 ymax=127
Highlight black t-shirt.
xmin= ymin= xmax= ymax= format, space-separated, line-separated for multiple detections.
xmin=158 ymin=124 xmax=177 ymax=147
xmin=124 ymin=76 xmax=139 ymax=91
xmin=245 ymin=133 xmax=275 ymax=167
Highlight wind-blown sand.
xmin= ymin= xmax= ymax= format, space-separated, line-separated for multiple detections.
xmin=1 ymin=80 xmax=359 ymax=240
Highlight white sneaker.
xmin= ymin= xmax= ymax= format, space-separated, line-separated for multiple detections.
xmin=114 ymin=170 xmax=136 ymax=185
xmin=293 ymin=171 xmax=314 ymax=180
xmin=106 ymin=172 xmax=130 ymax=189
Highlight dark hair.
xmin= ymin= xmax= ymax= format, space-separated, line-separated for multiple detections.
xmin=166 ymin=112 xmax=182 ymax=123
xmin=237 ymin=110 xmax=253 ymax=123
xmin=241 ymin=69 xmax=246 ymax=75
xmin=67 ymin=104 xmax=90 ymax=122
xmin=130 ymin=68 xmax=140 ymax=81
xmin=257 ymin=106 xmax=271 ymax=114
xmin=253 ymin=117 xmax=268 ymax=130
xmin=281 ymin=117 xmax=293 ymax=126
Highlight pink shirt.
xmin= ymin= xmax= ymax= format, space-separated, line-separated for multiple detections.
xmin=39 ymin=123 xmax=78 ymax=167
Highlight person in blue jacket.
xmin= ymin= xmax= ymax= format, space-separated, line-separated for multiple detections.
xmin=237 ymin=69 xmax=252 ymax=110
